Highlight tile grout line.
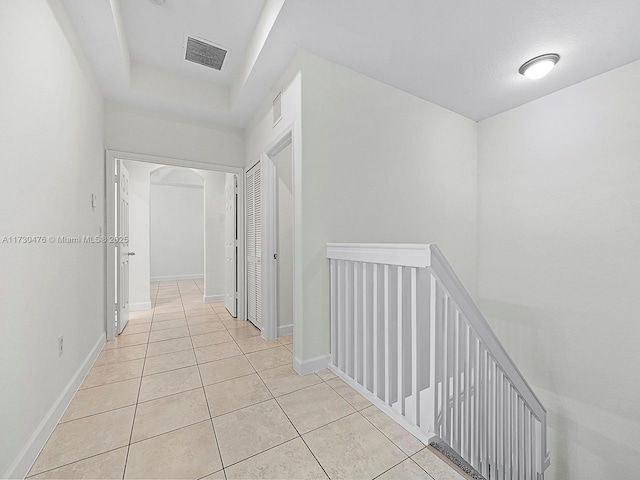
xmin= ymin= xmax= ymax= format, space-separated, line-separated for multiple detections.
xmin=121 ymin=285 xmax=157 ymax=480
xmin=181 ymin=280 xmax=228 ymax=480
xmin=259 ymin=376 xmax=332 ymax=480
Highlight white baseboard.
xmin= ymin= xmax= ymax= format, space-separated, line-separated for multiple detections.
xmin=151 ymin=274 xmax=204 ymax=282
xmin=293 ymin=354 xmax=330 ymax=376
xmin=203 ymin=294 xmax=224 ymax=303
xmin=129 ymin=301 xmax=151 ymax=311
xmin=4 ymin=333 xmax=105 ymax=480
xmin=278 ymin=324 xmax=293 ymax=336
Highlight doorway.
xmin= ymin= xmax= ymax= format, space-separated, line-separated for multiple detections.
xmin=105 ymin=151 xmax=245 ymax=341
xmin=246 ymin=131 xmax=295 ymax=342
xmin=275 ymin=143 xmax=293 ymax=337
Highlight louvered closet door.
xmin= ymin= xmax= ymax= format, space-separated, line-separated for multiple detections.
xmin=246 ymin=163 xmax=262 ymax=328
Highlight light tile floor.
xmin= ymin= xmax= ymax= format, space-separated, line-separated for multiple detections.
xmin=28 ymin=279 xmax=466 ymax=480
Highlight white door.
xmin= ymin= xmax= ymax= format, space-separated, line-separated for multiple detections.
xmin=224 ymin=174 xmax=237 ymax=317
xmin=117 ymin=160 xmax=131 ymax=334
xmin=246 ymin=163 xmax=262 ymax=329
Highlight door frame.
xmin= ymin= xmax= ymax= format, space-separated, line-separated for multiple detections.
xmin=244 ymin=159 xmax=263 ymax=331
xmin=105 ymin=150 xmax=245 ymax=341
xmin=253 ymin=128 xmax=296 ymax=341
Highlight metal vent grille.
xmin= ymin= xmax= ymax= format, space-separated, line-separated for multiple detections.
xmin=185 ymin=36 xmax=227 ymax=71
xmin=273 ymin=91 xmax=282 ymax=126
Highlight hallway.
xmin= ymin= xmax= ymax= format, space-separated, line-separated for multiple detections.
xmin=26 ymin=279 xmax=463 ymax=479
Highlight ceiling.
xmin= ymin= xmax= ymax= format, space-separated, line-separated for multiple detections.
xmin=60 ymin=0 xmax=640 ymax=127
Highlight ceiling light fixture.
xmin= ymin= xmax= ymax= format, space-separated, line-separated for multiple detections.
xmin=150 ymin=0 xmax=166 ymax=5
xmin=519 ymin=53 xmax=560 ymax=79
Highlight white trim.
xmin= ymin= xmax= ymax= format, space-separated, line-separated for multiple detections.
xmin=428 ymin=244 xmax=546 ymax=422
xmin=150 ymin=182 xmax=204 ymax=190
xmin=278 ymin=324 xmax=293 ymax=336
xmin=260 ymin=152 xmax=277 ymax=340
xmin=293 ymin=354 xmax=330 ymax=375
xmin=326 ymin=243 xmax=432 ymax=268
xmin=106 ymin=149 xmax=246 ymax=341
xmin=129 ymin=302 xmax=151 ymax=311
xmin=107 ymin=150 xmax=242 ymax=173
xmin=4 ymin=334 xmax=105 ymax=480
xmin=259 ymin=127 xmax=295 ymax=342
xmin=203 ymin=294 xmax=225 ymax=303
xmin=150 ymin=274 xmax=204 ymax=282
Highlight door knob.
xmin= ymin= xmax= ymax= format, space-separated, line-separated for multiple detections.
xmin=128 ymin=252 xmax=136 ymax=256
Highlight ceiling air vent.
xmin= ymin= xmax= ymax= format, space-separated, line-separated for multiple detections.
xmin=273 ymin=91 xmax=282 ymax=127
xmin=185 ymin=36 xmax=228 ymax=71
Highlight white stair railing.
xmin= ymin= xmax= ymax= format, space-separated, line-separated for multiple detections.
xmin=326 ymin=244 xmax=550 ymax=480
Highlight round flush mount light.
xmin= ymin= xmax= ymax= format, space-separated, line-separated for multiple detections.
xmin=519 ymin=53 xmax=560 ymax=79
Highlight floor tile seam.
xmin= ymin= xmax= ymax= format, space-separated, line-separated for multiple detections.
xmin=77 ymin=373 xmax=144 ymax=392
xmin=195 ymin=351 xmax=246 ymax=366
xmin=357 ymin=406 xmax=423 ymax=458
xmin=323 ymin=378 xmax=369 ymax=411
xmin=94 ymin=355 xmax=147 ymax=368
xmin=151 ymin=314 xmax=187 ymax=320
xmin=143 ymin=359 xmax=199 ymax=378
xmin=255 ymin=370 xmax=323 ymax=399
xmin=372 ymin=456 xmax=435 ymax=480
xmin=180 ymin=293 xmax=206 ymax=391
xmin=147 ymin=332 xmax=192 ymax=344
xmin=57 ymin=397 xmax=140 ymax=425
xmin=296 ymin=431 xmax=332 ymax=480
xmin=296 ymin=410 xmax=362 ymax=438
xmin=238 ymin=343 xmax=288 ymax=355
xmin=199 ymin=370 xmax=258 ymax=389
xmin=145 ymin=345 xmax=194 ymax=358
xmin=196 ymin=466 xmax=226 ymax=480
xmin=122 ymin=327 xmax=152 ymax=480
xmin=25 ymin=445 xmax=127 ymax=479
xmin=405 ymin=454 xmax=437 ymax=480
xmin=129 ymin=417 xmax=214 ymax=447
xmin=191 ymin=338 xmax=236 ymax=349
xmin=217 ymin=434 xmax=303 ymax=471
xmin=208 ymin=394 xmax=277 ymax=421
xmin=102 ymin=342 xmax=148 ymax=352
xmin=138 ymin=374 xmax=203 ymax=403
xmin=136 ymin=385 xmax=205 ymax=407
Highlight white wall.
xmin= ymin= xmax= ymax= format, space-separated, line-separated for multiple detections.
xmin=477 ymin=59 xmax=640 ymax=480
xmin=150 ymin=171 xmax=205 ymax=281
xmin=245 ymin=51 xmax=477 ymax=366
xmin=124 ymin=161 xmax=156 ymax=310
xmin=105 ymin=102 xmax=244 ymax=167
xmin=299 ymin=53 xmax=478 ymax=362
xmin=0 ymin=1 xmax=105 ymax=477
xmin=203 ymin=170 xmax=227 ymax=301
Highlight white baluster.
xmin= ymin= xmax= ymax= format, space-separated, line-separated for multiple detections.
xmin=362 ymin=263 xmax=368 ymax=391
xmin=330 ymin=260 xmax=336 ymax=366
xmin=464 ymin=324 xmax=471 ymax=460
xmin=384 ymin=264 xmax=390 ymax=405
xmin=426 ymin=273 xmax=438 ymax=435
xmin=442 ymin=294 xmax=450 ymax=443
xmin=397 ymin=265 xmax=404 ymax=415
xmin=337 ymin=260 xmax=344 ymax=372
xmin=346 ymin=262 xmax=352 ymax=377
xmin=411 ymin=267 xmax=420 ymax=426
xmin=353 ymin=262 xmax=359 ymax=383
xmin=373 ymin=264 xmax=379 ymax=399
xmin=453 ymin=310 xmax=461 ymax=453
